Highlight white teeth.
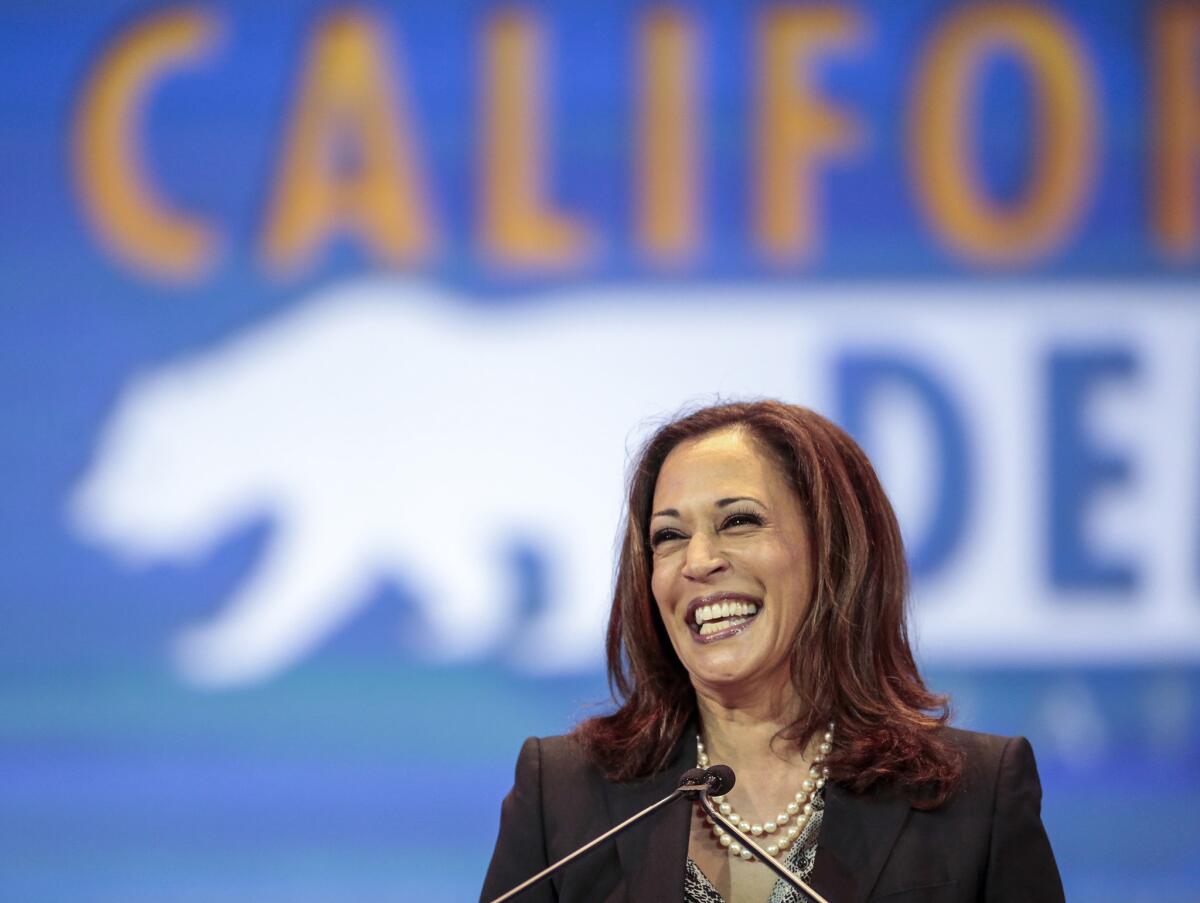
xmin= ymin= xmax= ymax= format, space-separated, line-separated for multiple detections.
xmin=696 ymin=606 xmax=761 ymax=636
xmin=693 ymin=600 xmax=760 ymax=627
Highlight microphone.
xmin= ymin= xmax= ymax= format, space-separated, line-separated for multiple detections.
xmin=692 ymin=764 xmax=831 ymax=903
xmin=704 ymin=764 xmax=735 ymax=795
xmin=677 ymin=766 xmax=709 ymax=789
xmin=486 ymin=768 xmax=711 ymax=902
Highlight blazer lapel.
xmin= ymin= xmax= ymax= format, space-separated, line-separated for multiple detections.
xmin=808 ymin=782 xmax=911 ymax=903
xmin=606 ymin=728 xmax=694 ymax=903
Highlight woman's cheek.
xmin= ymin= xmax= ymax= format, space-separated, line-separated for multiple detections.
xmin=649 ymin=571 xmax=667 ymax=615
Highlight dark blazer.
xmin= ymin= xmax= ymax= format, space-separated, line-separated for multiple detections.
xmin=480 ymin=725 xmax=1064 ymax=902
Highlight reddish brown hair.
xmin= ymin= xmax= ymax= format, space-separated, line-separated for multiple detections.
xmin=575 ymin=400 xmax=962 ymax=807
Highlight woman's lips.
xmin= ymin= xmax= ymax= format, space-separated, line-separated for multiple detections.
xmin=685 ymin=592 xmax=762 ymax=642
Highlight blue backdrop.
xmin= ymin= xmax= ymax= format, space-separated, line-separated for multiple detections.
xmin=2 ymin=2 xmax=1199 ymax=901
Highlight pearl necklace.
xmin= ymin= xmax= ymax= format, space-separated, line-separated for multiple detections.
xmin=695 ymin=723 xmax=833 ymax=862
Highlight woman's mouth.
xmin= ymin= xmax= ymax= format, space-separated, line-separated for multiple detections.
xmin=686 ymin=595 xmax=761 ymax=641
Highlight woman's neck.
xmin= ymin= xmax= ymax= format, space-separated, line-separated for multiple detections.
xmin=693 ymin=681 xmax=810 ymax=769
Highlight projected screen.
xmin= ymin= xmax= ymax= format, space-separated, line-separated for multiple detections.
xmin=2 ymin=2 xmax=1198 ymax=901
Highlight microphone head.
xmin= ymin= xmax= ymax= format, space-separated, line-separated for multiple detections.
xmin=705 ymin=764 xmax=736 ymax=795
xmin=677 ymin=767 xmax=708 ymax=790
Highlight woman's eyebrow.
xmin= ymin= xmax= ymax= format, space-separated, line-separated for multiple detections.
xmin=652 ymin=496 xmax=765 ymax=519
xmin=716 ymin=496 xmax=765 ymax=508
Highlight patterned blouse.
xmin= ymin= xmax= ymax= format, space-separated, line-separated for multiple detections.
xmin=683 ymin=788 xmax=824 ymax=903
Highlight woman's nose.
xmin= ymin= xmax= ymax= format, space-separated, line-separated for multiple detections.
xmin=681 ymin=532 xmax=728 ymax=581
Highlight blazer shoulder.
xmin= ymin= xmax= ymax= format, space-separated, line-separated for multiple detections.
xmin=937 ymin=731 xmax=1063 ymax=900
xmin=524 ymin=732 xmax=614 ymax=808
xmin=940 ymin=724 xmax=1015 ymax=756
xmin=480 ymin=733 xmax=611 ymax=903
xmin=941 ymin=725 xmax=1030 ymax=766
xmin=536 ymin=731 xmax=587 ymax=759
xmin=937 ymin=727 xmax=1043 ymax=806
xmin=531 ymin=732 xmax=594 ymax=777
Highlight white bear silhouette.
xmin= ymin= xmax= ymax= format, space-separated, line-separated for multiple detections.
xmin=70 ymin=279 xmax=846 ymax=687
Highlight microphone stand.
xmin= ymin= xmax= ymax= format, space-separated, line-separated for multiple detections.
xmin=486 ymin=769 xmax=710 ymax=903
xmin=694 ymin=788 xmax=831 ymax=903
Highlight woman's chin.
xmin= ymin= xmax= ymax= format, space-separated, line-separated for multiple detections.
xmin=685 ymin=648 xmax=770 ymax=691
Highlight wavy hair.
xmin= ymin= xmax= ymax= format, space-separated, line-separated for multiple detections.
xmin=574 ymin=400 xmax=962 ymax=808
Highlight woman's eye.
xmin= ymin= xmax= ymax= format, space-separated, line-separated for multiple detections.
xmin=650 ymin=528 xmax=684 ymax=549
xmin=721 ymin=512 xmax=763 ymax=530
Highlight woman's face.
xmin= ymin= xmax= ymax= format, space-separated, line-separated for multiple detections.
xmin=649 ymin=426 xmax=813 ymax=702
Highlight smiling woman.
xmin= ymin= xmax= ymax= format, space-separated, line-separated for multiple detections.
xmin=649 ymin=429 xmax=815 ymax=706
xmin=480 ymin=401 xmax=1064 ymax=903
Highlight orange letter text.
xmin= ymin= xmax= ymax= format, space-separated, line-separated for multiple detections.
xmin=637 ymin=9 xmax=702 ymax=264
xmin=755 ymin=6 xmax=865 ymax=264
xmin=480 ymin=10 xmax=593 ymax=269
xmin=262 ymin=11 xmax=437 ymax=274
xmin=1152 ymin=4 xmax=1200 ymax=258
xmin=910 ymin=4 xmax=1097 ymax=265
xmin=73 ymin=8 xmax=221 ymax=282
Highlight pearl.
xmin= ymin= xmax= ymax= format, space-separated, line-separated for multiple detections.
xmin=695 ymin=727 xmax=833 ymax=862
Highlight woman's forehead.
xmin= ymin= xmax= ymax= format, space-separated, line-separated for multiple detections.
xmin=653 ymin=428 xmax=783 ymax=503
